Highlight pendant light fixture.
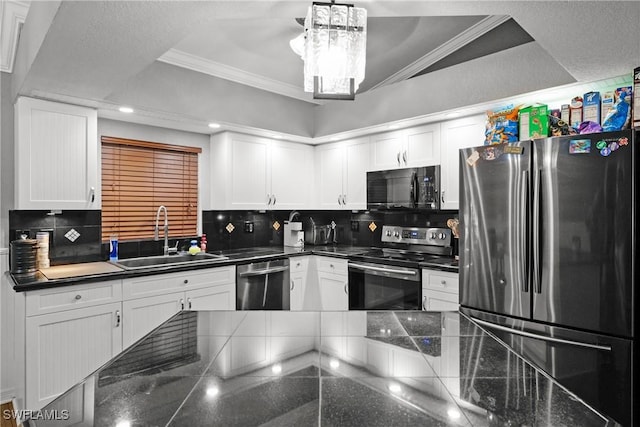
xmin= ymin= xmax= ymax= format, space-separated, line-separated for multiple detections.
xmin=291 ymin=1 xmax=367 ymax=100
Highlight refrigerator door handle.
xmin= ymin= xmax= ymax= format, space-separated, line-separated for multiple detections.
xmin=522 ymin=170 xmax=530 ymax=293
xmin=533 ymin=169 xmax=542 ymax=294
xmin=471 ymin=317 xmax=612 ymax=351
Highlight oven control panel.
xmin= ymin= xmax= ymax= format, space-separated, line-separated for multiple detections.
xmin=381 ymin=225 xmax=451 ymax=246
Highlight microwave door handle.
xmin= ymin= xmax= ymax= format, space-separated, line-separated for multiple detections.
xmin=412 ymin=172 xmax=419 ymax=206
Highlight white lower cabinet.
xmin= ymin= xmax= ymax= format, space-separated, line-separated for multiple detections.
xmin=122 ymin=266 xmax=236 ymax=348
xmin=316 ymin=257 xmax=348 ymax=311
xmin=289 ymin=256 xmax=310 ymax=311
xmin=422 ymin=269 xmax=459 ymax=311
xmin=25 ymin=301 xmax=122 ymax=409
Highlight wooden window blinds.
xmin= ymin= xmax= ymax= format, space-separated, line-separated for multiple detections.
xmin=101 ymin=136 xmax=201 ymax=242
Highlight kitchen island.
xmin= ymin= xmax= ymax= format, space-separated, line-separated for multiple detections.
xmin=23 ymin=310 xmax=617 ymax=427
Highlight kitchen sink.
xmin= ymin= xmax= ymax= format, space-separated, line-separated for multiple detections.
xmin=111 ymin=252 xmax=228 ymax=270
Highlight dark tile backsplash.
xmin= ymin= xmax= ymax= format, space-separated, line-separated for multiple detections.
xmin=9 ymin=209 xmax=459 ymax=264
xmin=9 ymin=210 xmax=103 ymax=265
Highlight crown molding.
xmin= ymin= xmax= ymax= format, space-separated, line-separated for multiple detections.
xmin=370 ymin=15 xmax=511 ymax=91
xmin=1 ymin=0 xmax=30 ymax=73
xmin=158 ymin=48 xmax=322 ymax=105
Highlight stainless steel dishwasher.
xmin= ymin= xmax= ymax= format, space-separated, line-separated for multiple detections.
xmin=236 ymin=258 xmax=290 ymax=310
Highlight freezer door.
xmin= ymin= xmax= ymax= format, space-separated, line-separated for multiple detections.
xmin=460 ymin=141 xmax=532 ymax=318
xmin=463 ymin=308 xmax=633 ymax=427
xmin=532 ymin=131 xmax=633 ymax=337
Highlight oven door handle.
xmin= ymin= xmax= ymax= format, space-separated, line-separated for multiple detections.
xmin=349 ymin=263 xmax=418 ymax=276
xmin=238 ymin=265 xmax=289 ymax=277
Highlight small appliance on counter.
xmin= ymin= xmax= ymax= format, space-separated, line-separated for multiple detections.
xmin=283 ymin=221 xmax=304 ymax=248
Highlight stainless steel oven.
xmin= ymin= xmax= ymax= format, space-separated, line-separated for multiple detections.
xmin=236 ymin=258 xmax=290 ymax=310
xmin=348 ymin=262 xmax=421 ymax=310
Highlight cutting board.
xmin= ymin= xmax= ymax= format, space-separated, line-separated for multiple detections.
xmin=41 ymin=261 xmax=124 ymax=280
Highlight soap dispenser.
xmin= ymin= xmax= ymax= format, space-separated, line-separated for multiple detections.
xmin=188 ymin=240 xmax=201 ymax=255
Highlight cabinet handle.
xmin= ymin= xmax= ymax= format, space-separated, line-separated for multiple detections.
xmin=296 ymin=262 xmax=301 ymax=268
xmin=291 ymin=280 xmax=295 ymax=291
xmin=89 ymin=187 xmax=95 ymax=203
xmin=183 ymin=279 xmax=189 ymax=284
xmin=330 ymin=264 xmax=334 ymax=268
xmin=180 ymin=299 xmax=185 ymax=310
xmin=397 ymin=151 xmax=401 ymax=166
xmin=422 ymin=296 xmax=426 ymax=311
xmin=441 ymin=191 xmax=445 ymax=204
xmin=344 ymin=283 xmax=348 ymax=295
xmin=115 ymin=310 xmax=121 ymax=327
xmin=267 ymin=194 xmax=271 ymax=205
xmin=188 ymin=298 xmax=192 ymax=309
xmin=74 ymin=294 xmax=82 ymax=300
xmin=273 ymin=194 xmax=276 ymax=205
xmin=342 ymin=194 xmax=347 ymax=205
xmin=337 ymin=195 xmax=341 ymax=206
xmin=403 ymin=150 xmax=407 ymax=164
xmin=441 ymin=280 xmax=447 ymax=286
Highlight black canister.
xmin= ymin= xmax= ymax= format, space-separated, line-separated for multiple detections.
xmin=10 ymin=238 xmax=38 ymax=274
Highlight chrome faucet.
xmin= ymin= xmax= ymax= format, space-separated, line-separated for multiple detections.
xmin=154 ymin=205 xmax=169 ymax=255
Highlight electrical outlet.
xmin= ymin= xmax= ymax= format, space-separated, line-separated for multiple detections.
xmin=15 ymin=229 xmax=31 ymax=239
xmin=350 ymin=221 xmax=359 ymax=232
xmin=244 ymin=221 xmax=254 ymax=233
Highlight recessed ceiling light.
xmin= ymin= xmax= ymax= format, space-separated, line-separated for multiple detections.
xmin=388 ymin=383 xmax=402 ymax=394
xmin=208 ymin=123 xmax=221 ymax=129
xmin=118 ymin=106 xmax=134 ymax=113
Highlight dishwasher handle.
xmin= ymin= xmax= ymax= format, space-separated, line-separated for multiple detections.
xmin=238 ymin=265 xmax=289 ymax=277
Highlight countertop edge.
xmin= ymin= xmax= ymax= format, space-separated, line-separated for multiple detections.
xmin=10 ymin=246 xmax=458 ymax=291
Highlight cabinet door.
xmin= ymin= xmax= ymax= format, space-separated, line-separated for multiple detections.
xmin=25 ymin=302 xmax=122 ymax=409
xmin=423 ymin=288 xmax=459 ymax=311
xmin=186 ymin=284 xmax=235 ymax=311
xmin=440 ymin=115 xmax=485 ymax=210
xmin=344 ymin=139 xmax=370 ymax=209
xmin=316 ymin=144 xmax=345 ymax=209
xmin=270 ymin=141 xmax=313 ymax=209
xmin=370 ymin=130 xmax=403 ymax=170
xmin=15 ymin=97 xmax=99 ymax=210
xmin=229 ymin=135 xmax=270 ymax=209
xmin=404 ymin=124 xmax=441 ymax=167
xmin=122 ymin=292 xmax=182 ymax=348
xmin=290 ymin=272 xmax=306 ymax=311
xmin=317 ymin=271 xmax=348 ymax=311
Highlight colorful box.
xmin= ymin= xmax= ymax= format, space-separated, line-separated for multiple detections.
xmin=601 ymin=91 xmax=615 ymax=124
xmin=519 ymin=104 xmax=549 ymax=139
xmin=634 ymin=66 xmax=640 ymax=128
xmin=569 ymin=97 xmax=583 ymax=129
xmin=561 ymin=104 xmax=570 ymax=124
xmin=583 ymin=91 xmax=601 ymax=124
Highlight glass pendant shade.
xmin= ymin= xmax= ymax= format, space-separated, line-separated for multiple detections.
xmin=301 ymin=2 xmax=367 ymax=100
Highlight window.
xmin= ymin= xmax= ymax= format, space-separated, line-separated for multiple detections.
xmin=101 ymin=136 xmax=201 ymax=242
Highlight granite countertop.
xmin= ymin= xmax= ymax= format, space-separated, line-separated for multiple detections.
xmin=27 ymin=310 xmax=615 ymax=427
xmin=10 ymin=245 xmax=458 ymax=292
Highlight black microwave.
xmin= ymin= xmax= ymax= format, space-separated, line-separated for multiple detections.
xmin=367 ymin=166 xmax=440 ymax=210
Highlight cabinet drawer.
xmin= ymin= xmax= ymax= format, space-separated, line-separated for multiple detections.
xmin=422 ymin=270 xmax=459 ymax=294
xmin=315 ymin=256 xmax=347 ymax=275
xmin=289 ymin=256 xmax=310 ymax=273
xmin=25 ymin=280 xmax=122 ymax=316
xmin=422 ymin=289 xmax=459 ymax=312
xmin=123 ymin=266 xmax=235 ymax=300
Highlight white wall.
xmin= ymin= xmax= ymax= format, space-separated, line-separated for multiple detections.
xmin=97 ymin=118 xmax=211 ymax=233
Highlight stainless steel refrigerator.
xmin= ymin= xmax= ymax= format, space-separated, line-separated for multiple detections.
xmin=459 ymin=129 xmax=637 ymax=426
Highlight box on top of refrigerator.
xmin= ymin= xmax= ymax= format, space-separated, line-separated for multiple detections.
xmin=583 ymin=91 xmax=601 ymax=124
xmin=519 ymin=104 xmax=548 ymax=139
xmin=633 ymin=66 xmax=640 ymax=127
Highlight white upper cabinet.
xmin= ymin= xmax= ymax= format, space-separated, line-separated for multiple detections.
xmin=440 ymin=115 xmax=486 ymax=210
xmin=210 ymin=132 xmax=314 ymax=210
xmin=315 ymin=137 xmax=369 ymax=209
xmin=15 ymin=97 xmax=99 ymax=210
xmin=370 ymin=123 xmax=440 ymax=171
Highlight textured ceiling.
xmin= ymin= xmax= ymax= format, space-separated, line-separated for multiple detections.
xmin=8 ymin=1 xmax=640 ymax=141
